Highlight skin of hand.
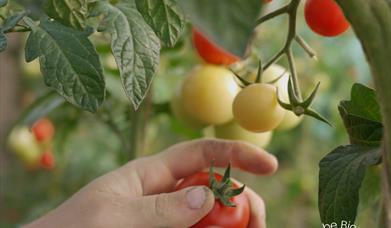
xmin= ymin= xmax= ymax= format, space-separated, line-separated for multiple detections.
xmin=24 ymin=139 xmax=278 ymax=228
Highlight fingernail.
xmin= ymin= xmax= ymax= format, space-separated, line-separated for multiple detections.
xmin=186 ymin=186 xmax=208 ymax=209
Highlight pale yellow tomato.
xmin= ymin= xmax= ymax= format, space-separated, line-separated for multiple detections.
xmin=8 ymin=127 xmax=42 ymax=167
xmin=233 ymin=83 xmax=285 ymax=132
xmin=171 ymin=81 xmax=206 ymax=129
xmin=214 ymin=121 xmax=273 ymax=148
xmin=181 ymin=65 xmax=240 ymax=125
xmin=251 ymin=64 xmax=303 ymax=131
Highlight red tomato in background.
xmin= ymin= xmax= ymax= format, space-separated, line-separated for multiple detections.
xmin=40 ymin=150 xmax=55 ymax=170
xmin=31 ymin=118 xmax=55 ymax=142
xmin=175 ymin=172 xmax=250 ymax=228
xmin=192 ymin=29 xmax=240 ymax=65
xmin=304 ymin=0 xmax=350 ymax=37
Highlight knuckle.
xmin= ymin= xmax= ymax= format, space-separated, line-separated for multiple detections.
xmin=153 ymin=194 xmax=170 ymax=220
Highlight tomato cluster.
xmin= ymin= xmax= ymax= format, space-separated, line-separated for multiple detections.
xmin=8 ymin=118 xmax=56 ymax=170
xmin=172 ymin=28 xmax=304 ymax=152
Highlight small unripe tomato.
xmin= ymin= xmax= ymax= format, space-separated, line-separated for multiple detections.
xmin=250 ymin=64 xmax=303 ymax=131
xmin=192 ymin=29 xmax=239 ymax=65
xmin=214 ymin=121 xmax=273 ymax=148
xmin=170 ymin=82 xmax=206 ymax=129
xmin=31 ymin=118 xmax=55 ymax=143
xmin=182 ymin=65 xmax=240 ymax=125
xmin=8 ymin=127 xmax=42 ymax=167
xmin=304 ymin=0 xmax=350 ymax=37
xmin=233 ymin=83 xmax=285 ymax=132
xmin=40 ymin=150 xmax=55 ymax=170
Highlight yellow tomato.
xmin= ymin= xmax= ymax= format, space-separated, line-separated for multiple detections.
xmin=8 ymin=127 xmax=42 ymax=167
xmin=253 ymin=64 xmax=303 ymax=131
xmin=171 ymin=81 xmax=206 ymax=129
xmin=214 ymin=121 xmax=273 ymax=148
xmin=233 ymin=83 xmax=285 ymax=132
xmin=181 ymin=65 xmax=240 ymax=125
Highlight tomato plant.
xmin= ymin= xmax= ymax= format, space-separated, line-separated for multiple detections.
xmin=2 ymin=0 xmax=391 ymax=227
xmin=192 ymin=29 xmax=240 ymax=65
xmin=175 ymin=166 xmax=250 ymax=228
xmin=304 ymin=0 xmax=350 ymax=37
xmin=181 ymin=65 xmax=240 ymax=125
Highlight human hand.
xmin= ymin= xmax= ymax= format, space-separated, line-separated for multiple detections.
xmin=25 ymin=139 xmax=278 ymax=228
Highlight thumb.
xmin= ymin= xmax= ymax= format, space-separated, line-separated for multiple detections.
xmin=132 ymin=186 xmax=214 ymax=228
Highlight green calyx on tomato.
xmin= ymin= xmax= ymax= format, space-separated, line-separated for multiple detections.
xmin=277 ymin=77 xmax=332 ymax=126
xmin=175 ymin=164 xmax=250 ymax=227
xmin=208 ymin=163 xmax=245 ymax=207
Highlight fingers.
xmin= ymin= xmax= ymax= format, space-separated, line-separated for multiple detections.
xmin=120 ymin=139 xmax=278 ymax=195
xmin=129 ymin=186 xmax=214 ymax=228
xmin=245 ymin=187 xmax=266 ymax=228
xmin=231 ymin=179 xmax=267 ymax=228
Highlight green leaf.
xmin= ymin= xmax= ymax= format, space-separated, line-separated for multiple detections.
xmin=0 ymin=0 xmax=7 ymax=8
xmin=136 ymin=0 xmax=185 ymax=47
xmin=44 ymin=0 xmax=88 ymax=30
xmin=93 ymin=0 xmax=160 ymax=109
xmin=0 ymin=32 xmax=6 ymax=52
xmin=339 ymin=106 xmax=383 ymax=146
xmin=14 ymin=92 xmax=65 ymax=127
xmin=24 ymin=17 xmax=105 ymax=112
xmin=318 ymin=145 xmax=382 ymax=225
xmin=1 ymin=11 xmax=26 ymax=32
xmin=338 ymin=83 xmax=383 ymax=146
xmin=342 ymin=83 xmax=381 ymax=122
xmin=178 ymin=0 xmax=262 ymax=57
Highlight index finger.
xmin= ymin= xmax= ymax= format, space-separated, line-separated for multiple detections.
xmin=121 ymin=139 xmax=278 ymax=195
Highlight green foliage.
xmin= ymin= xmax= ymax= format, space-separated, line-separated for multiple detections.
xmin=44 ymin=0 xmax=88 ymax=30
xmin=339 ymin=84 xmax=383 ymax=146
xmin=0 ymin=0 xmax=7 ymax=8
xmin=178 ymin=0 xmax=262 ymax=57
xmin=1 ymin=11 xmax=25 ymax=31
xmin=319 ymin=145 xmax=382 ymax=225
xmin=93 ymin=0 xmax=160 ymax=109
xmin=24 ymin=17 xmax=105 ymax=112
xmin=0 ymin=11 xmax=26 ymax=52
xmin=319 ymin=83 xmax=383 ymax=225
xmin=136 ymin=0 xmax=185 ymax=47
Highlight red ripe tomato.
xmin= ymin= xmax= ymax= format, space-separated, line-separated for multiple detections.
xmin=192 ymin=29 xmax=240 ymax=65
xmin=175 ymin=172 xmax=250 ymax=228
xmin=31 ymin=118 xmax=55 ymax=142
xmin=304 ymin=0 xmax=350 ymax=37
xmin=40 ymin=151 xmax=55 ymax=169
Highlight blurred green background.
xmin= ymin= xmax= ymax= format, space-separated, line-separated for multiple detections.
xmin=0 ymin=1 xmax=380 ymax=227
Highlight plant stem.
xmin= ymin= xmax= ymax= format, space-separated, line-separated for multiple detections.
xmin=256 ymin=4 xmax=289 ymax=24
xmin=335 ymin=0 xmax=391 ymax=225
xmin=259 ymin=0 xmax=304 ymax=100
